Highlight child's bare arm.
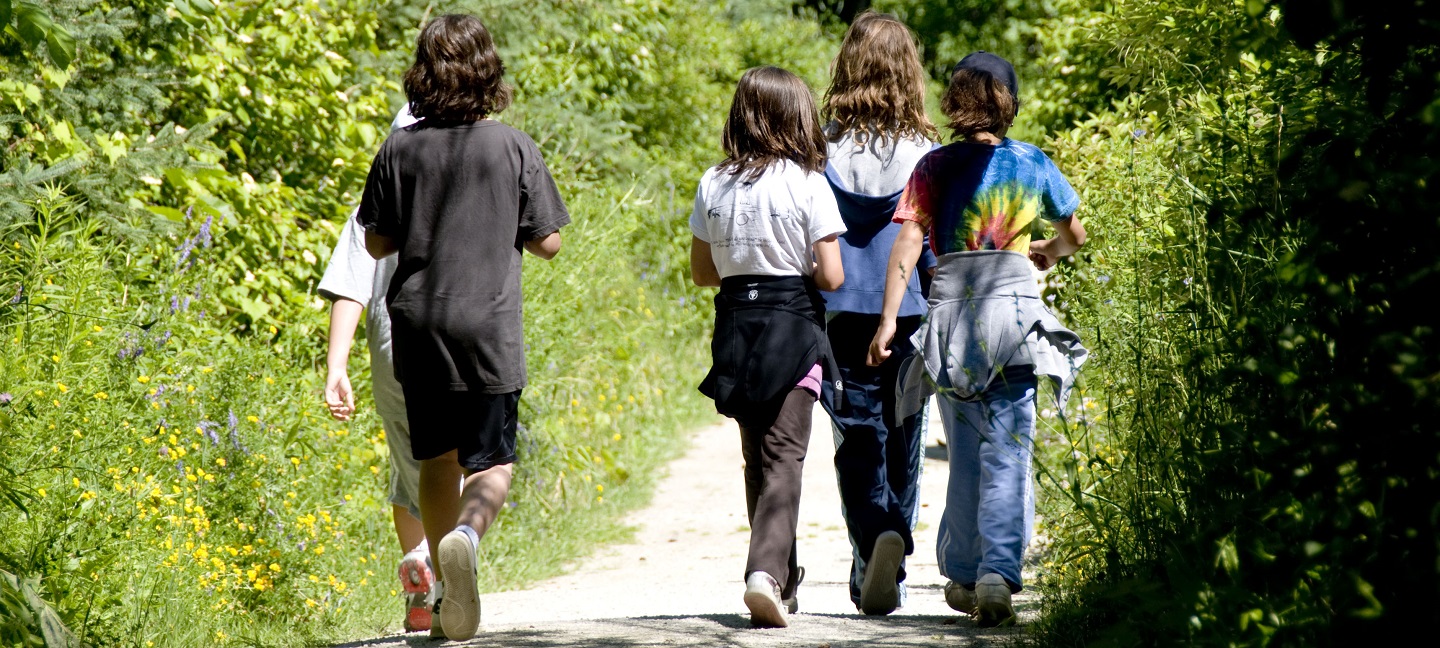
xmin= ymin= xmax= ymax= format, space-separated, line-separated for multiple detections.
xmin=524 ymin=231 xmax=562 ymax=260
xmin=812 ymin=234 xmax=844 ymax=291
xmin=689 ymin=236 xmax=721 ymax=287
xmin=868 ymin=220 xmax=926 ymax=366
xmin=1029 ymin=213 xmax=1087 ymax=270
xmin=364 ymin=231 xmax=398 ymax=259
xmin=325 ymin=298 xmax=363 ymax=421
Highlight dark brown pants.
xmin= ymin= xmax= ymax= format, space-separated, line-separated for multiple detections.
xmin=739 ymin=388 xmax=814 ymax=596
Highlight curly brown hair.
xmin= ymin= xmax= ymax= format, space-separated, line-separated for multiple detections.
xmin=822 ymin=11 xmax=936 ymax=144
xmin=403 ymin=14 xmax=512 ymax=122
xmin=719 ymin=66 xmax=827 ymax=182
xmin=940 ymin=67 xmax=1016 ymax=139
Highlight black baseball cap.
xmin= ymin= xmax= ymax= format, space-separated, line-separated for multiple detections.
xmin=953 ymin=51 xmax=1020 ymax=113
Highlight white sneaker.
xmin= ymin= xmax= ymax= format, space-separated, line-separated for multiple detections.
xmin=975 ymin=572 xmax=1016 ymax=627
xmin=438 ymin=527 xmax=481 ymax=640
xmin=859 ymin=531 xmax=904 ymax=615
xmin=943 ymin=580 xmax=977 ymax=614
xmin=398 ymin=550 xmax=434 ymax=632
xmin=743 ymin=571 xmax=788 ymax=628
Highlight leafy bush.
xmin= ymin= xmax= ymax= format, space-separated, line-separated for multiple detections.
xmin=1 ymin=0 xmax=840 ymax=645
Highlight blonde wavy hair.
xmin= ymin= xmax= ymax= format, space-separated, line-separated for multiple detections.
xmin=822 ymin=11 xmax=937 ymax=144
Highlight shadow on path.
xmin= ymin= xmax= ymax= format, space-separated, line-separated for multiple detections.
xmin=333 ymin=608 xmax=1033 ymax=648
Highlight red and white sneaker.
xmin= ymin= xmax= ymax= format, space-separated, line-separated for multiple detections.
xmin=399 ymin=550 xmax=435 ymax=632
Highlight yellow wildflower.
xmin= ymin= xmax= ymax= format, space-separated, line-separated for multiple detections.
xmin=137 ymin=375 xmax=150 ymax=383
xmin=56 ymin=383 xmax=68 ymax=393
xmin=94 ymin=392 xmax=108 ymax=400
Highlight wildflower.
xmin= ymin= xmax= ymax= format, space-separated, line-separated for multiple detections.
xmin=1096 ymin=275 xmax=1111 ymax=284
xmin=612 ymin=433 xmax=622 ymax=442
xmin=0 ymin=393 xmax=11 ymax=405
xmin=7 ymin=286 xmax=20 ymax=304
xmin=37 ymin=488 xmax=46 ymax=497
xmin=138 ymin=376 xmax=150 ymax=384
xmin=94 ymin=392 xmax=108 ymax=400
xmin=216 ymin=457 xmax=227 ymax=467
xmin=596 ymin=484 xmax=604 ymax=493
xmin=56 ymin=383 xmax=68 ymax=393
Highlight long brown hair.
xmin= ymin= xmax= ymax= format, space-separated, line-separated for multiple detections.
xmin=822 ymin=11 xmax=937 ymax=144
xmin=404 ymin=14 xmax=512 ymax=122
xmin=719 ymin=66 xmax=827 ymax=181
xmin=940 ymin=67 xmax=1016 ymax=139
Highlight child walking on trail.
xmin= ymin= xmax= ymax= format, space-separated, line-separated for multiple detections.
xmin=319 ymin=100 xmax=450 ymax=635
xmin=869 ymin=52 xmax=1089 ymax=627
xmin=691 ymin=66 xmax=847 ymax=629
xmin=817 ymin=11 xmax=938 ymax=616
xmin=357 ymin=14 xmax=570 ymax=642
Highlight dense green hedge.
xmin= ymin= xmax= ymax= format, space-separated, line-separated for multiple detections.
xmin=0 ymin=1 xmax=836 ymax=645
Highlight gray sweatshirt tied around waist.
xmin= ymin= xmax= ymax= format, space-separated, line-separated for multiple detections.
xmin=895 ymin=250 xmax=1088 ymax=423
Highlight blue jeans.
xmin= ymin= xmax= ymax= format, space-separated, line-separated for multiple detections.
xmin=936 ymin=365 xmax=1037 ymax=591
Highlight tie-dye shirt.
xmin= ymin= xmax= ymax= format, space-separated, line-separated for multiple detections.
xmin=893 ymin=139 xmax=1079 ymax=255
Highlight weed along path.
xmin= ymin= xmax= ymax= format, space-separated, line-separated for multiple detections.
xmin=338 ymin=404 xmax=1034 ymax=647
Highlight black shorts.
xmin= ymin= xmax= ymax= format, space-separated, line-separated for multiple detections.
xmin=402 ymin=386 xmax=521 ymax=472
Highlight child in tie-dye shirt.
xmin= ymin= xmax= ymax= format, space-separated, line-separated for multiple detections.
xmin=870 ymin=51 xmax=1088 ymax=628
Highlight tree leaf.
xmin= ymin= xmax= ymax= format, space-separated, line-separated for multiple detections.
xmin=45 ymin=24 xmax=76 ymax=68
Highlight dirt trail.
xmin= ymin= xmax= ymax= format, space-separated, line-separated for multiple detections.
xmin=337 ymin=404 xmax=1034 ymax=647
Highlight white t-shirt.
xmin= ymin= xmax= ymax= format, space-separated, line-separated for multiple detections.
xmin=689 ymin=161 xmax=846 ymax=279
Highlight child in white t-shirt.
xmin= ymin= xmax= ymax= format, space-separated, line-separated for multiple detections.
xmin=689 ymin=65 xmax=846 ymax=629
xmin=318 ymin=105 xmax=440 ymax=633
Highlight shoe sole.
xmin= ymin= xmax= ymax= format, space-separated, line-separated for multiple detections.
xmin=404 ymin=604 xmax=432 ymax=632
xmin=975 ymin=584 xmax=1016 ymax=627
xmin=859 ymin=531 xmax=904 ymax=615
xmin=438 ymin=532 xmax=481 ymax=640
xmin=398 ymin=556 xmax=434 ymax=595
xmin=743 ymin=588 xmax=789 ymax=628
xmin=944 ymin=585 xmax=976 ymax=614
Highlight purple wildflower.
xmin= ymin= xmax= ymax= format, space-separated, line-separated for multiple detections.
xmin=198 ymin=421 xmax=221 ymax=445
xmin=197 ymin=215 xmax=213 ymax=248
xmin=7 ymin=286 xmax=20 ymax=305
xmin=175 ymin=460 xmax=185 ymax=476
xmin=158 ymin=446 xmax=170 ymax=457
xmin=157 ymin=330 xmax=172 ymax=345
xmin=169 ymin=296 xmax=180 ymax=313
xmin=181 ymin=296 xmax=191 ymax=311
xmin=0 ymin=392 xmax=12 ymax=405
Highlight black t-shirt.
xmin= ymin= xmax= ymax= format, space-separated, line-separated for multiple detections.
xmin=357 ymin=120 xmax=570 ymax=392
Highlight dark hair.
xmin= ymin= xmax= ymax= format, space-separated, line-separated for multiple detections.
xmin=403 ymin=14 xmax=512 ymax=122
xmin=719 ymin=66 xmax=827 ymax=181
xmin=940 ymin=67 xmax=1017 ymax=139
xmin=823 ymin=11 xmax=937 ymax=143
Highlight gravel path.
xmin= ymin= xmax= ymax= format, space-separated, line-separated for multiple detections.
xmin=337 ymin=403 xmax=1035 ymax=647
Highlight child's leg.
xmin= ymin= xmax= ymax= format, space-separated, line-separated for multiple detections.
xmin=827 ymin=314 xmax=918 ymax=606
xmin=937 ymin=395 xmax=984 ymax=586
xmin=739 ymin=388 xmax=814 ymax=590
xmin=393 ymin=505 xmax=426 ymax=553
xmin=972 ymin=370 xmax=1037 ymax=591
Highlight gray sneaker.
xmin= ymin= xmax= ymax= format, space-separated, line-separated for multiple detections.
xmin=781 ymin=566 xmax=804 ymax=614
xmin=943 ymin=580 xmax=976 ymax=614
xmin=743 ymin=571 xmax=789 ymax=628
xmin=974 ymin=573 xmax=1016 ymax=627
xmin=859 ymin=531 xmax=904 ymax=615
xmin=438 ymin=528 xmax=481 ymax=640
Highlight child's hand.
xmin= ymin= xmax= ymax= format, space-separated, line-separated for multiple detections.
xmin=1029 ymin=238 xmax=1059 ymax=271
xmin=868 ymin=319 xmax=897 ymax=367
xmin=324 ymin=371 xmax=355 ymax=421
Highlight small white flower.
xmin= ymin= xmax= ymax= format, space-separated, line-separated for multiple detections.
xmin=238 ymin=33 xmax=254 ymax=44
xmin=244 ymin=270 xmax=256 ymax=282
xmin=174 ymin=125 xmax=188 ymax=135
xmin=238 ymin=85 xmax=251 ymax=97
xmin=611 ymin=22 xmax=624 ymax=33
xmin=140 ymin=176 xmax=163 ymax=186
xmin=302 ymin=250 xmax=317 ymax=264
xmin=240 ymin=172 xmax=256 ymax=186
xmin=323 ymin=50 xmax=344 ymax=62
xmin=262 ymin=94 xmax=274 ymax=106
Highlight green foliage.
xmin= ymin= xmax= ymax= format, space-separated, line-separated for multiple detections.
xmin=1 ymin=0 xmax=839 ymax=646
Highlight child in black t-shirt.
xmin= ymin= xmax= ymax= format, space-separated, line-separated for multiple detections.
xmin=357 ymin=14 xmax=570 ymax=641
